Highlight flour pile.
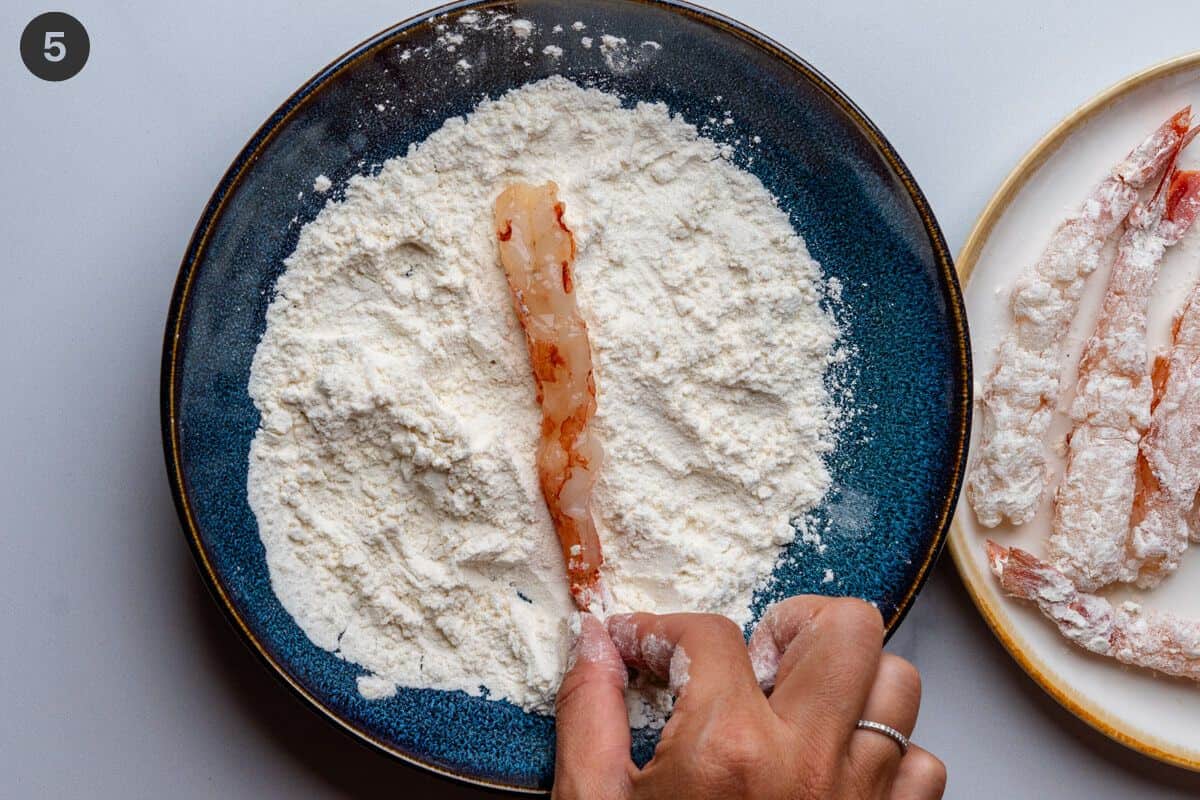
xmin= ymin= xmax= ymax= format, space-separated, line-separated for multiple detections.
xmin=247 ymin=77 xmax=840 ymax=722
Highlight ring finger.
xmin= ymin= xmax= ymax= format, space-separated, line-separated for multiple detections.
xmin=848 ymin=653 xmax=921 ymax=781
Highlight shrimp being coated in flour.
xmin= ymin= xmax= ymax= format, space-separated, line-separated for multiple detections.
xmin=987 ymin=542 xmax=1200 ymax=682
xmin=1133 ymin=262 xmax=1200 ymax=586
xmin=494 ymin=182 xmax=607 ymax=611
xmin=968 ymin=109 xmax=1191 ymax=528
xmin=1049 ymin=165 xmax=1200 ymax=590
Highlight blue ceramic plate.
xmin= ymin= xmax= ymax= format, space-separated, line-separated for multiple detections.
xmin=162 ymin=0 xmax=970 ymax=792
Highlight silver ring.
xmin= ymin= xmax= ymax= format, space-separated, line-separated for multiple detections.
xmin=855 ymin=720 xmax=909 ymax=755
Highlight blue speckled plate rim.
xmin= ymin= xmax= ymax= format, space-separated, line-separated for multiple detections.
xmin=160 ymin=0 xmax=972 ymax=792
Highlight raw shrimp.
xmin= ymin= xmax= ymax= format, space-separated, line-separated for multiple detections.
xmin=987 ymin=541 xmax=1200 ymax=681
xmin=494 ymin=181 xmax=606 ymax=611
xmin=1049 ymin=166 xmax=1200 ymax=590
xmin=1133 ymin=255 xmax=1200 ymax=586
xmin=967 ymin=109 xmax=1191 ymax=528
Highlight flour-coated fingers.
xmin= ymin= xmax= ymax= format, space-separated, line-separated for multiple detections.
xmin=607 ymin=612 xmax=761 ymax=706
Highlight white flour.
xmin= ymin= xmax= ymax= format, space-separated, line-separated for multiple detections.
xmin=247 ymin=78 xmax=840 ymax=721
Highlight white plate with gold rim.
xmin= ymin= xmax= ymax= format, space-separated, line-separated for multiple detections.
xmin=950 ymin=52 xmax=1200 ymax=771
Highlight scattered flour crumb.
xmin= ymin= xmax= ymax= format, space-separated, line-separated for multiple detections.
xmin=827 ymin=276 xmax=844 ymax=304
xmin=572 ymin=21 xmax=586 ymax=30
xmin=455 ymin=58 xmax=472 ymax=70
xmin=823 ymin=569 xmax=835 ymax=585
xmin=580 ymin=36 xmax=592 ymax=48
xmin=627 ymin=684 xmax=672 ymax=729
xmin=509 ymin=18 xmax=534 ymax=38
xmin=552 ymin=24 xmax=563 ymax=33
xmin=800 ymin=524 xmax=824 ymax=549
xmin=374 ymin=103 xmax=386 ymax=112
xmin=543 ymin=45 xmax=563 ymax=58
xmin=357 ymin=674 xmax=397 ymax=699
xmin=312 ymin=174 xmax=332 ymax=194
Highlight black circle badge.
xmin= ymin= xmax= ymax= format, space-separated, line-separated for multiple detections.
xmin=21 ymin=12 xmax=89 ymax=81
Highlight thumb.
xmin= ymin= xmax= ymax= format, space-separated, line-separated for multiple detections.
xmin=553 ymin=613 xmax=633 ymax=799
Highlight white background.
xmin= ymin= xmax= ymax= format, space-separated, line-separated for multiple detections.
xmin=3 ymin=1 xmax=1200 ymax=796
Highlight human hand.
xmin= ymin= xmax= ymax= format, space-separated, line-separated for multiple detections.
xmin=553 ymin=597 xmax=945 ymax=799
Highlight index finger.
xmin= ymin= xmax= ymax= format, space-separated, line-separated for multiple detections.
xmin=606 ymin=612 xmax=762 ymax=707
xmin=554 ymin=613 xmax=634 ymax=799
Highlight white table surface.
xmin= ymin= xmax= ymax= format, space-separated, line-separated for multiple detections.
xmin=4 ymin=1 xmax=1200 ymax=796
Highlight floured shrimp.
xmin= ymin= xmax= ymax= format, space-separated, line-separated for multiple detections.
xmin=987 ymin=542 xmax=1200 ymax=681
xmin=967 ymin=109 xmax=1191 ymax=528
xmin=495 ymin=182 xmax=606 ymax=611
xmin=1049 ymin=165 xmax=1200 ymax=590
xmin=1132 ymin=259 xmax=1200 ymax=586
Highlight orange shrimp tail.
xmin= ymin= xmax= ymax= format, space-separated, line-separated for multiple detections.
xmin=1170 ymin=107 xmax=1193 ymax=137
xmin=984 ymin=540 xmax=1009 ymax=573
xmin=1165 ymin=169 xmax=1200 ymax=227
xmin=985 ymin=541 xmax=1047 ymax=599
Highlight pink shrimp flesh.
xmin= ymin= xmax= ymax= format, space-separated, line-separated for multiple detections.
xmin=1132 ymin=247 xmax=1200 ymax=586
xmin=494 ymin=182 xmax=606 ymax=611
xmin=968 ymin=109 xmax=1191 ymax=528
xmin=987 ymin=541 xmax=1200 ymax=681
xmin=1046 ymin=159 xmax=1200 ymax=592
xmin=1049 ymin=163 xmax=1200 ymax=591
